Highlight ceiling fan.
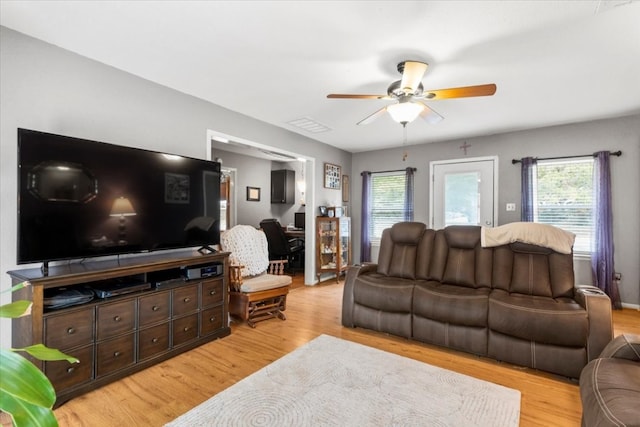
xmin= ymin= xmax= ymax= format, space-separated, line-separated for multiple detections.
xmin=327 ymin=60 xmax=497 ymax=126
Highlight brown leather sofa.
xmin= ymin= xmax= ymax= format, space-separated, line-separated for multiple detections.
xmin=342 ymin=222 xmax=614 ymax=378
xmin=579 ymin=333 xmax=640 ymax=427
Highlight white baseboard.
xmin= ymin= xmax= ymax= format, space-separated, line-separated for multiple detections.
xmin=621 ymin=302 xmax=640 ymax=310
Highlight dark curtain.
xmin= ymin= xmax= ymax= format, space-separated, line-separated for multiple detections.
xmin=404 ymin=167 xmax=415 ymax=221
xmin=520 ymin=157 xmax=536 ymax=221
xmin=591 ymin=151 xmax=622 ymax=309
xmin=360 ymin=171 xmax=372 ymax=263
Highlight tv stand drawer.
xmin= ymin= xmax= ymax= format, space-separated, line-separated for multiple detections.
xmin=45 ymin=344 xmax=93 ymax=392
xmin=96 ymin=333 xmax=136 ymax=377
xmin=45 ymin=308 xmax=94 ymax=350
xmin=8 ymin=251 xmax=231 ymax=407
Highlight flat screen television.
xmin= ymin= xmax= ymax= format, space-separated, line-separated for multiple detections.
xmin=17 ymin=128 xmax=221 ymax=266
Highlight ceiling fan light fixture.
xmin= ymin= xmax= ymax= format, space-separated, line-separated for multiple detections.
xmin=387 ymin=101 xmax=424 ymax=124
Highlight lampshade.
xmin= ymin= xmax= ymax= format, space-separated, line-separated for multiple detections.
xmin=110 ymin=197 xmax=137 ymax=216
xmin=386 ymin=101 xmax=424 ymax=124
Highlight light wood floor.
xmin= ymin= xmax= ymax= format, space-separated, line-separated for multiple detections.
xmin=52 ymin=277 xmax=640 ymax=427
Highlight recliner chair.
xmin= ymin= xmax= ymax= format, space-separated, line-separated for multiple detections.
xmin=259 ymin=219 xmax=304 ymax=274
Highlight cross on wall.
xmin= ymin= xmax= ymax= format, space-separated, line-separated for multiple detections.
xmin=460 ymin=141 xmax=471 ymax=155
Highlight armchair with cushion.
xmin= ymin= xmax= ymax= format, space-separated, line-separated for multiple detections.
xmin=220 ymin=225 xmax=291 ymax=327
xmin=259 ymin=218 xmax=305 ymax=273
xmin=580 ymin=333 xmax=640 ymax=426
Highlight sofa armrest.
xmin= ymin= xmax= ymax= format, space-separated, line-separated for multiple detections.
xmin=342 ymin=264 xmax=377 ymax=327
xmin=574 ymin=285 xmax=614 ymax=362
xmin=598 ymin=333 xmax=640 ymax=361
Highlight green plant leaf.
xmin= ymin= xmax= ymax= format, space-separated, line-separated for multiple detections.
xmin=0 ymin=300 xmax=32 ymax=318
xmin=16 ymin=344 xmax=79 ymax=363
xmin=0 ymin=391 xmax=58 ymax=427
xmin=0 ymin=348 xmax=56 ymax=408
xmin=0 ymin=280 xmax=31 ymax=295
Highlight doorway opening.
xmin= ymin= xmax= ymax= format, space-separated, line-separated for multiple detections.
xmin=205 ymin=129 xmax=317 ymax=286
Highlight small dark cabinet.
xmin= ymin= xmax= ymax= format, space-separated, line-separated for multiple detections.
xmin=271 ymin=169 xmax=295 ymax=204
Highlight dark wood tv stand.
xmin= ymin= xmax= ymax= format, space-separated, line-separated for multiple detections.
xmin=7 ymin=250 xmax=230 ymax=407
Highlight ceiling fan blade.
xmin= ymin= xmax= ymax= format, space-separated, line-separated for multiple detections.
xmin=424 ymin=83 xmax=497 ymax=100
xmin=357 ymin=106 xmax=387 ymax=125
xmin=418 ymin=102 xmax=444 ymax=124
xmin=327 ymin=94 xmax=389 ymax=99
xmin=400 ymin=61 xmax=428 ymax=94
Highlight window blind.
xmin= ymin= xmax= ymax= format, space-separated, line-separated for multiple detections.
xmin=369 ymin=172 xmax=407 ymax=241
xmin=534 ymin=158 xmax=593 ymax=253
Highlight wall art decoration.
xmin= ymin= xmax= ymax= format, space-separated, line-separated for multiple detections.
xmin=246 ymin=186 xmax=261 ymax=201
xmin=324 ymin=163 xmax=341 ymax=189
xmin=342 ymin=174 xmax=350 ymax=202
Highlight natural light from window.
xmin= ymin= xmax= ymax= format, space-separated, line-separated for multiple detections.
xmin=369 ymin=172 xmax=408 ymax=243
xmin=533 ymin=158 xmax=593 ymax=253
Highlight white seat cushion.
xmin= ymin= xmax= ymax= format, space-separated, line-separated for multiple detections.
xmin=240 ymin=273 xmax=291 ymax=292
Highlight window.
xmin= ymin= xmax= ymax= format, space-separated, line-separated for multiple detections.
xmin=533 ymin=158 xmax=593 ymax=253
xmin=369 ymin=171 xmax=411 ymax=242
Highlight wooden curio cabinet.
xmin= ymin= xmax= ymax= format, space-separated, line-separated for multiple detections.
xmin=316 ymin=216 xmax=351 ymax=283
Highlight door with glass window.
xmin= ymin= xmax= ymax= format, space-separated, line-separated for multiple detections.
xmin=430 ymin=157 xmax=497 ymax=230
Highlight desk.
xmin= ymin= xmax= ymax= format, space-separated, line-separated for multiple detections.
xmin=284 ymin=229 xmax=305 ymax=239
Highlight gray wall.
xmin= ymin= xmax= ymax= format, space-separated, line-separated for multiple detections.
xmin=214 ymin=148 xmax=306 ymax=228
xmin=351 ymin=114 xmax=640 ymax=306
xmin=0 ymin=27 xmax=350 ymax=345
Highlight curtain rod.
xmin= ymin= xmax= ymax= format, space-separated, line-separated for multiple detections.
xmin=511 ymin=150 xmax=621 ymax=164
xmin=361 ymin=167 xmax=417 ymax=176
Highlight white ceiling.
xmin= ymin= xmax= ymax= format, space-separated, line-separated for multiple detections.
xmin=2 ymin=1 xmax=640 ymax=153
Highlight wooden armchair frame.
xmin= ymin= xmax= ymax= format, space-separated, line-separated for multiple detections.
xmin=228 ymin=259 xmax=290 ymax=328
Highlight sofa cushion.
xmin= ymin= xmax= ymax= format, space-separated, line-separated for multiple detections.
xmin=377 ymin=222 xmax=426 ymax=279
xmin=353 ymin=273 xmax=414 ymax=313
xmin=492 ymin=243 xmax=575 ymax=298
xmin=580 ymin=358 xmax=640 ymax=427
xmin=489 ymin=289 xmax=588 ymax=347
xmin=489 ymin=329 xmax=586 ymax=379
xmin=429 ymin=227 xmax=493 ymax=288
xmin=413 ymin=281 xmax=490 ymax=327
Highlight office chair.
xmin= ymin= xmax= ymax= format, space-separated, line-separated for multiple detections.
xmin=259 ymin=219 xmax=304 ymax=274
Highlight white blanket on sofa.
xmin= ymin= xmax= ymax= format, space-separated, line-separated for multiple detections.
xmin=481 ymin=222 xmax=576 ymax=254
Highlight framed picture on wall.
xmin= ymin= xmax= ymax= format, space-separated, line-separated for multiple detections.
xmin=246 ymin=186 xmax=261 ymax=201
xmin=342 ymin=174 xmax=349 ymax=202
xmin=324 ymin=163 xmax=341 ymax=189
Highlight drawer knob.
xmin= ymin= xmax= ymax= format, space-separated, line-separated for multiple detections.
xmin=152 ymin=305 xmax=160 ymax=311
xmin=209 ymin=290 xmax=216 ymax=295
xmin=183 ymin=326 xmax=190 ymax=332
xmin=113 ymin=315 xmax=121 ymax=322
xmin=152 ymin=337 xmax=159 ymax=343
xmin=209 ymin=316 xmax=216 ymax=322
xmin=114 ymin=351 xmax=121 ymax=357
xmin=183 ymin=297 xmax=190 ymax=303
xmin=66 ymin=327 xmax=75 ymax=335
xmin=66 ymin=366 xmax=75 ymax=374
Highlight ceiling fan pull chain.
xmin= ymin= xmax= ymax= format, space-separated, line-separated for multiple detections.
xmin=402 ymin=123 xmax=408 ymax=161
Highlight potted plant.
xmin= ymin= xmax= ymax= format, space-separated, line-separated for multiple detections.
xmin=0 ymin=281 xmax=78 ymax=427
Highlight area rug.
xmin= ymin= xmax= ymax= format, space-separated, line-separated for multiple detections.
xmin=166 ymin=334 xmax=520 ymax=426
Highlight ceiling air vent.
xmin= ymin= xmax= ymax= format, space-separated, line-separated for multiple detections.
xmin=287 ymin=117 xmax=332 ymax=134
